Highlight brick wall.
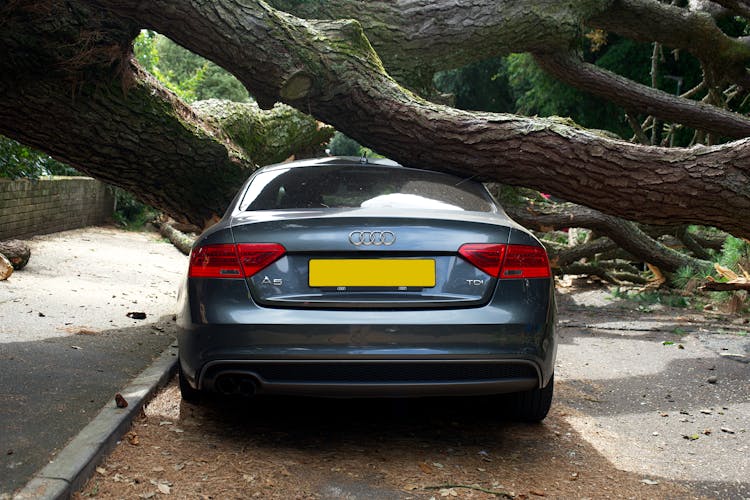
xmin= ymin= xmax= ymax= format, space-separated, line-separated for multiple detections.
xmin=0 ymin=176 xmax=115 ymax=240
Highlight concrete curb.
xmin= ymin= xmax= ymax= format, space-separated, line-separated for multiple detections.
xmin=14 ymin=345 xmax=179 ymax=500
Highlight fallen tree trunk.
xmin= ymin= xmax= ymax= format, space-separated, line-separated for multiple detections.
xmin=88 ymin=0 xmax=750 ymax=239
xmin=0 ymin=240 xmax=31 ymax=270
xmin=701 ymin=281 xmax=750 ymax=291
xmin=156 ymin=221 xmax=196 ymax=256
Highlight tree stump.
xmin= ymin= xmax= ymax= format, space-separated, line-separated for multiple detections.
xmin=0 ymin=240 xmax=31 ymax=270
xmin=0 ymin=253 xmax=12 ymax=280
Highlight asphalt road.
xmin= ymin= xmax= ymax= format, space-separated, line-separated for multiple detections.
xmin=555 ymin=285 xmax=750 ymax=498
xmin=0 ymin=227 xmax=186 ymax=496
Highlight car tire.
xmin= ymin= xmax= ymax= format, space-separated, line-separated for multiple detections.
xmin=178 ymin=364 xmax=203 ymax=403
xmin=509 ymin=374 xmax=554 ymax=422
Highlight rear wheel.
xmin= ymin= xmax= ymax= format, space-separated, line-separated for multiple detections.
xmin=508 ymin=374 xmax=554 ymax=422
xmin=178 ymin=364 xmax=203 ymax=403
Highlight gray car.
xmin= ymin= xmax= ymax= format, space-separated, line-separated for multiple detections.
xmin=176 ymin=157 xmax=556 ymax=421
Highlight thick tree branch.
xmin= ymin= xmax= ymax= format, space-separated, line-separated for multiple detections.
xmin=534 ymin=52 xmax=750 ymax=139
xmin=506 ymin=202 xmax=712 ymax=272
xmin=589 ymin=0 xmax=750 ymax=87
xmin=0 ymin=63 xmax=251 ymax=227
xmin=266 ymin=0 xmax=608 ymax=91
xmin=0 ymin=0 xmax=331 ymax=226
xmin=28 ymin=0 xmax=749 ymax=240
xmin=710 ymin=0 xmax=750 ymax=19
xmin=547 ymin=237 xmax=619 ymax=268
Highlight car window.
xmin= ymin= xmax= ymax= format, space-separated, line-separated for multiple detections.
xmin=240 ymin=165 xmax=496 ymax=212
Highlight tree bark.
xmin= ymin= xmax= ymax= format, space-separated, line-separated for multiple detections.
xmin=0 ymin=0 xmax=332 ymax=227
xmin=0 ymin=240 xmax=31 ymax=270
xmin=155 ymin=221 xmax=195 ymax=256
xmin=534 ymin=52 xmax=750 ymax=139
xmin=0 ymin=254 xmax=12 ymax=281
xmin=192 ymin=100 xmax=333 ymax=165
xmin=74 ymin=0 xmax=750 ymax=240
xmin=4 ymin=0 xmax=750 ymax=238
xmin=506 ymin=202 xmax=712 ymax=273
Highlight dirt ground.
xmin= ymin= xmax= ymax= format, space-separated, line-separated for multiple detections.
xmin=74 ymin=279 xmax=749 ymax=499
xmin=75 ymin=378 xmax=704 ymax=500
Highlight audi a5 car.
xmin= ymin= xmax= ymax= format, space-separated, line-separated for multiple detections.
xmin=176 ymin=157 xmax=557 ymax=421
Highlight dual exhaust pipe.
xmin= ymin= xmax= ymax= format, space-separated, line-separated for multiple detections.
xmin=214 ymin=374 xmax=258 ymax=397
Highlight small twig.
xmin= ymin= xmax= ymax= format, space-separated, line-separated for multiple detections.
xmin=681 ymin=80 xmax=706 ymax=100
xmin=626 ymin=112 xmax=650 ymax=145
xmin=424 ymin=484 xmax=515 ymax=498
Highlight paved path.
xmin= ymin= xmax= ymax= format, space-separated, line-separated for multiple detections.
xmin=556 ymin=286 xmax=750 ymax=498
xmin=0 ymin=227 xmax=186 ymax=496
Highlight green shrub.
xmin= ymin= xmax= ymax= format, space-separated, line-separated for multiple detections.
xmin=113 ymin=189 xmax=157 ymax=229
xmin=0 ymin=135 xmax=77 ymax=179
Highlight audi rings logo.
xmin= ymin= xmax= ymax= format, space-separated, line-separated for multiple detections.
xmin=348 ymin=230 xmax=396 ymax=246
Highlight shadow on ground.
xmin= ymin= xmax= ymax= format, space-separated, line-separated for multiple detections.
xmin=0 ymin=316 xmax=177 ymax=495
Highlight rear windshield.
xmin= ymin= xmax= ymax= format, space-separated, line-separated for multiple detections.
xmin=239 ymin=165 xmax=496 ymax=212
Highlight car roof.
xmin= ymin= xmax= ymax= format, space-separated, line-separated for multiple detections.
xmin=260 ymin=156 xmax=408 ymax=172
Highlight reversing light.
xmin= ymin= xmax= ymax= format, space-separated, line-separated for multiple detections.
xmin=458 ymin=243 xmax=550 ymax=279
xmin=188 ymin=243 xmax=286 ymax=278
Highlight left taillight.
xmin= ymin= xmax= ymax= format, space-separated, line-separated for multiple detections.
xmin=188 ymin=243 xmax=286 ymax=278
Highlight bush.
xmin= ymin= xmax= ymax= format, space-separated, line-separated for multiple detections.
xmin=0 ymin=135 xmax=78 ymax=179
xmin=113 ymin=189 xmax=157 ymax=229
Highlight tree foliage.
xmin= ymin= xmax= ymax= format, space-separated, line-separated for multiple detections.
xmin=134 ymin=31 xmax=249 ymax=103
xmin=0 ymin=136 xmax=76 ymax=179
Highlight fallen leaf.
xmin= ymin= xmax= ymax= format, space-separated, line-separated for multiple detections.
xmin=157 ymin=483 xmax=171 ymax=495
xmin=127 ymin=311 xmax=147 ymax=320
xmin=419 ymin=462 xmax=433 ymax=474
xmin=721 ymin=427 xmax=736 ymax=434
xmin=115 ymin=393 xmax=128 ymax=408
xmin=96 ymin=467 xmax=108 ymax=476
xmin=641 ymin=479 xmax=659 ymax=485
xmin=126 ymin=431 xmax=139 ymax=446
xmin=530 ymin=489 xmax=546 ymax=496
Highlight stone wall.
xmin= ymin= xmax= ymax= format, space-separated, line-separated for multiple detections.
xmin=0 ymin=177 xmax=115 ymax=240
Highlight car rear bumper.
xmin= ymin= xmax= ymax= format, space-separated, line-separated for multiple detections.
xmin=177 ymin=277 xmax=557 ymax=397
xmin=195 ymin=358 xmax=540 ymax=397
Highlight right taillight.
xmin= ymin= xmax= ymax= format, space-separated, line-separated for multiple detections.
xmin=458 ymin=243 xmax=550 ymax=279
xmin=188 ymin=243 xmax=285 ymax=278
xmin=500 ymin=244 xmax=550 ymax=279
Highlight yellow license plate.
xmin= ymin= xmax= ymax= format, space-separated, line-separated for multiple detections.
xmin=309 ymin=259 xmax=435 ymax=287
